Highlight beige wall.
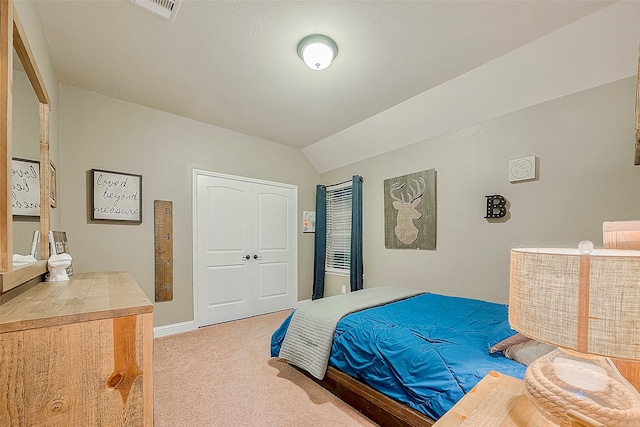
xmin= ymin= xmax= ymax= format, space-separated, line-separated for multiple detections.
xmin=57 ymin=77 xmax=639 ymax=326
xmin=321 ymin=77 xmax=640 ymax=303
xmin=58 ymin=85 xmax=318 ymax=327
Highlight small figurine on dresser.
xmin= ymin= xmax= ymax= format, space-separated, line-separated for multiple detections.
xmin=48 ymin=230 xmax=74 ymax=276
xmin=47 ymin=253 xmax=72 ymax=282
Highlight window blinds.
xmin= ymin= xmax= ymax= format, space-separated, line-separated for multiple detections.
xmin=326 ymin=182 xmax=352 ymax=272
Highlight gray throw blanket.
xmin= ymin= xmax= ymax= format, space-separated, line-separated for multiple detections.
xmin=278 ymin=287 xmax=423 ymax=379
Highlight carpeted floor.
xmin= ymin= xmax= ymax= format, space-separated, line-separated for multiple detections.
xmin=153 ymin=310 xmax=378 ymax=426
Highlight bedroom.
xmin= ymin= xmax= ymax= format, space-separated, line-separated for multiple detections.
xmin=1 ymin=0 xmax=640 ymax=425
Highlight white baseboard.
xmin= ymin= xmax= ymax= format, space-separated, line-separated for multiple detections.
xmin=153 ymin=320 xmax=196 ymax=338
xmin=154 ymin=302 xmax=310 ymax=338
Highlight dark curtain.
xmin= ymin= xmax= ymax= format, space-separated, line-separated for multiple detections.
xmin=311 ymin=185 xmax=327 ymax=300
xmin=350 ymin=175 xmax=364 ymax=292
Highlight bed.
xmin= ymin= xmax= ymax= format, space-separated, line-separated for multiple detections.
xmin=270 ymin=220 xmax=640 ymax=427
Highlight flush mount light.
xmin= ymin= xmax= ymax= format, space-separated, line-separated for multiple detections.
xmin=297 ymin=34 xmax=338 ymax=71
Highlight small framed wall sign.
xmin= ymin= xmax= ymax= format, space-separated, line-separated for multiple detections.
xmin=303 ymin=211 xmax=315 ymax=233
xmin=508 ymin=156 xmax=537 ymax=183
xmin=91 ymin=169 xmax=142 ymax=223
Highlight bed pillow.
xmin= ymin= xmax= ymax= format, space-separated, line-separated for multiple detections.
xmin=503 ymin=340 xmax=556 ymax=366
xmin=487 ymin=319 xmax=530 ymax=353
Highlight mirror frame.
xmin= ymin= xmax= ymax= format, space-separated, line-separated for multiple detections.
xmin=0 ymin=0 xmax=51 ymax=292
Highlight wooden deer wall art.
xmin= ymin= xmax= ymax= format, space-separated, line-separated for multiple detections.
xmin=384 ymin=169 xmax=436 ymax=250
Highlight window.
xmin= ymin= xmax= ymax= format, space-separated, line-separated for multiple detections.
xmin=325 ymin=182 xmax=352 ymax=274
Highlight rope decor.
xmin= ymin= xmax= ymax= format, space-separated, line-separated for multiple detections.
xmin=524 ymin=357 xmax=640 ymax=427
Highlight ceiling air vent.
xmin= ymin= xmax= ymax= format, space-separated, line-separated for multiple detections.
xmin=131 ymin=0 xmax=182 ymax=22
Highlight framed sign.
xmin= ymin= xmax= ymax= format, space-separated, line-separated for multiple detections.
xmin=91 ymin=169 xmax=142 ymax=223
xmin=12 ymin=157 xmax=40 ymax=217
xmin=302 ymin=211 xmax=315 ymax=233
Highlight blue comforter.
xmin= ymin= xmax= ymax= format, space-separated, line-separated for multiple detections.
xmin=271 ymin=293 xmax=525 ymax=420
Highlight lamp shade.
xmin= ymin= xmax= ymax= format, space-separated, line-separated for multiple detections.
xmin=509 ymin=246 xmax=640 ymax=360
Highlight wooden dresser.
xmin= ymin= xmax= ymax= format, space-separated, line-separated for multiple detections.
xmin=0 ymin=271 xmax=153 ymax=426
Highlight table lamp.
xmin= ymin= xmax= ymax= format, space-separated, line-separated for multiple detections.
xmin=509 ymin=241 xmax=640 ymax=427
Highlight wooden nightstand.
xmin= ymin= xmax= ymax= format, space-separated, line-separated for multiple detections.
xmin=433 ymin=371 xmax=557 ymax=427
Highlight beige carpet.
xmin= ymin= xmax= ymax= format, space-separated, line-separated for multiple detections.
xmin=153 ymin=310 xmax=378 ymax=427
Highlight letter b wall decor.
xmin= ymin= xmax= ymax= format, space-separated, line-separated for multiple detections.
xmin=485 ymin=195 xmax=508 ymax=219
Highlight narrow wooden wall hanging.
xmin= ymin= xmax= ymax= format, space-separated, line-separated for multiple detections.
xmin=635 ymin=41 xmax=640 ymax=165
xmin=154 ymin=200 xmax=173 ymax=301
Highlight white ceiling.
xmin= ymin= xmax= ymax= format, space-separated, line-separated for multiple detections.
xmin=32 ymin=0 xmax=616 ymax=155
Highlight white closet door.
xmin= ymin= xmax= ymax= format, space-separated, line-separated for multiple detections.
xmin=195 ymin=172 xmax=296 ymax=327
xmin=252 ymin=182 xmax=297 ymax=315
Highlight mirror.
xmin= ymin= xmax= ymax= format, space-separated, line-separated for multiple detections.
xmin=0 ymin=0 xmax=51 ymax=293
xmin=12 ymin=63 xmax=41 ymax=261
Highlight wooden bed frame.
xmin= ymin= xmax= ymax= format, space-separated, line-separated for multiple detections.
xmin=297 ymin=220 xmax=640 ymax=427
xmin=301 ymin=366 xmax=435 ymax=426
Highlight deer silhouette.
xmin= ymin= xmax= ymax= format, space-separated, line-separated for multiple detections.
xmin=389 ymin=177 xmax=426 ymax=244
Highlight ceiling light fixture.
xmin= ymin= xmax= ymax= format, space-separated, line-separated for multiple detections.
xmin=297 ymin=34 xmax=338 ymax=71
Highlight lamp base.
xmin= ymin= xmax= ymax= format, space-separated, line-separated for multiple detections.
xmin=523 ymin=349 xmax=640 ymax=427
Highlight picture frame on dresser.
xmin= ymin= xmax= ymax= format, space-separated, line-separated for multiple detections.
xmin=90 ymin=168 xmax=142 ymax=224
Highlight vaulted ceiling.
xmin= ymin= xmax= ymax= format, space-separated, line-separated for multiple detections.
xmin=32 ymin=1 xmax=634 ymax=172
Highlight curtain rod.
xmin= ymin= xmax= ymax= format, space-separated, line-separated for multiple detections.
xmin=325 ymin=175 xmax=363 ymax=189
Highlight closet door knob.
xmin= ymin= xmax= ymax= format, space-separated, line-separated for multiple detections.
xmin=243 ymin=255 xmax=250 ymax=260
xmin=253 ymin=254 xmax=262 ymax=260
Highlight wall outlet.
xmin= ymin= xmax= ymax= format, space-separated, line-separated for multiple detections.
xmin=341 ymin=285 xmax=346 ymax=294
